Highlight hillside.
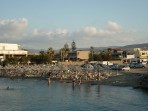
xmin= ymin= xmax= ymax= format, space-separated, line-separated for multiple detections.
xmin=28 ymin=43 xmax=148 ymax=53
xmin=120 ymin=43 xmax=148 ymax=50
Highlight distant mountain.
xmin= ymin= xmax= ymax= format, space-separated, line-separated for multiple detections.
xmin=77 ymin=43 xmax=148 ymax=51
xmin=28 ymin=49 xmax=42 ymax=53
xmin=120 ymin=43 xmax=148 ymax=50
xmin=77 ymin=46 xmax=119 ymax=51
xmin=28 ymin=49 xmax=59 ymax=54
xmin=27 ymin=43 xmax=148 ymax=53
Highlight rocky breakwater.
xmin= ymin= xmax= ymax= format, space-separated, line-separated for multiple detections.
xmin=0 ymin=64 xmax=51 ymax=79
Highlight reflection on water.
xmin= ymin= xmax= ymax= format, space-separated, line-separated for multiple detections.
xmin=0 ymin=78 xmax=148 ymax=111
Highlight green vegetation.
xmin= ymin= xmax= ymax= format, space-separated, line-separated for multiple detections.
xmin=3 ymin=47 xmax=55 ymax=65
xmin=89 ymin=48 xmax=112 ymax=61
xmin=30 ymin=48 xmax=55 ymax=64
xmin=60 ymin=48 xmax=68 ymax=61
xmin=3 ymin=56 xmax=30 ymax=65
xmin=71 ymin=40 xmax=76 ymax=52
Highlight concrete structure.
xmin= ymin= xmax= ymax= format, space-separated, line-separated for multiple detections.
xmin=0 ymin=43 xmax=28 ymax=61
xmin=68 ymin=50 xmax=90 ymax=61
xmin=122 ymin=50 xmax=135 ymax=63
xmin=112 ymin=48 xmax=124 ymax=60
xmin=131 ymin=48 xmax=148 ymax=63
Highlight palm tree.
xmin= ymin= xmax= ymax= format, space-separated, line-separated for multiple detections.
xmin=40 ymin=50 xmax=46 ymax=55
xmin=47 ymin=47 xmax=55 ymax=63
xmin=60 ymin=48 xmax=68 ymax=61
xmin=47 ymin=47 xmax=54 ymax=57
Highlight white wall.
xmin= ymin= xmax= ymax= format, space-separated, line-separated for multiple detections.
xmin=0 ymin=43 xmax=19 ymax=50
xmin=126 ymin=55 xmax=135 ymax=59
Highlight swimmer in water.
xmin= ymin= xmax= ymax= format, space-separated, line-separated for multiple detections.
xmin=5 ymin=86 xmax=14 ymax=90
xmin=6 ymin=86 xmax=9 ymax=90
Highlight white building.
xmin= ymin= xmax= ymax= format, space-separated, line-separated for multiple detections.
xmin=131 ymin=48 xmax=148 ymax=63
xmin=0 ymin=43 xmax=28 ymax=61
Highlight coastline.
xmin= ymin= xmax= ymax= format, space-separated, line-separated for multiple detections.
xmin=0 ymin=71 xmax=145 ymax=88
xmin=0 ymin=65 xmax=147 ymax=89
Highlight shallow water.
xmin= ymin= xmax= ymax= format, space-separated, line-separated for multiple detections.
xmin=0 ymin=78 xmax=148 ymax=111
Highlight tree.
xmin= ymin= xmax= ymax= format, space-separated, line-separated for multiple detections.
xmin=39 ymin=50 xmax=49 ymax=64
xmin=99 ymin=51 xmax=112 ymax=61
xmin=107 ymin=48 xmax=112 ymax=60
xmin=4 ymin=57 xmax=19 ymax=65
xmin=90 ymin=46 xmax=94 ymax=61
xmin=122 ymin=50 xmax=127 ymax=58
xmin=64 ymin=43 xmax=69 ymax=51
xmin=93 ymin=53 xmax=102 ymax=61
xmin=40 ymin=50 xmax=46 ymax=55
xmin=71 ymin=40 xmax=76 ymax=52
xmin=30 ymin=49 xmax=55 ymax=64
xmin=60 ymin=48 xmax=68 ymax=61
xmin=19 ymin=56 xmax=30 ymax=64
xmin=90 ymin=50 xmax=112 ymax=61
xmin=47 ymin=47 xmax=55 ymax=63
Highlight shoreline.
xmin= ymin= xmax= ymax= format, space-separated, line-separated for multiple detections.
xmin=0 ymin=72 xmax=145 ymax=88
xmin=0 ymin=64 xmax=147 ymax=89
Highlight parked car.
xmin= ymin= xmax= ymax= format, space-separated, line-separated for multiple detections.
xmin=81 ymin=63 xmax=94 ymax=70
xmin=110 ymin=64 xmax=125 ymax=70
xmin=141 ymin=61 xmax=147 ymax=65
xmin=122 ymin=66 xmax=130 ymax=71
xmin=136 ymin=63 xmax=146 ymax=68
xmin=109 ymin=64 xmax=118 ymax=70
xmin=129 ymin=63 xmax=146 ymax=68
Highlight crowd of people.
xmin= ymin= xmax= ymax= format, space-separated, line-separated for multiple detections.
xmin=0 ymin=63 xmax=118 ymax=82
xmin=0 ymin=63 xmax=147 ymax=88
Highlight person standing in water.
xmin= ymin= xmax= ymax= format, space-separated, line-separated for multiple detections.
xmin=79 ymin=75 xmax=82 ymax=85
xmin=48 ymin=71 xmax=51 ymax=85
xmin=98 ymin=72 xmax=101 ymax=85
xmin=72 ymin=78 xmax=76 ymax=88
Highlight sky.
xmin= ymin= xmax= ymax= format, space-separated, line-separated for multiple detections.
xmin=0 ymin=0 xmax=148 ymax=50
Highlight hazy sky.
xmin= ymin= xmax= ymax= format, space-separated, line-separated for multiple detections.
xmin=0 ymin=0 xmax=148 ymax=49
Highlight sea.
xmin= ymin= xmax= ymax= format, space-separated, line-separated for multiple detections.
xmin=0 ymin=78 xmax=148 ymax=111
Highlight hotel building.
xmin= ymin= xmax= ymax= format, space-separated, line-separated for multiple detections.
xmin=0 ymin=43 xmax=28 ymax=61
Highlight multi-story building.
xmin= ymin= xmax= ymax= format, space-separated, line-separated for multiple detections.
xmin=122 ymin=50 xmax=135 ymax=63
xmin=0 ymin=43 xmax=28 ymax=61
xmin=111 ymin=48 xmax=135 ymax=63
xmin=131 ymin=48 xmax=148 ymax=63
xmin=68 ymin=50 xmax=90 ymax=61
xmin=112 ymin=48 xmax=124 ymax=60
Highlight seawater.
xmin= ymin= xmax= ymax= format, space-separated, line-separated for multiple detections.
xmin=0 ymin=78 xmax=148 ymax=111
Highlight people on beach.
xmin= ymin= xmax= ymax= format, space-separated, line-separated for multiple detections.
xmin=2 ymin=63 xmax=146 ymax=88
